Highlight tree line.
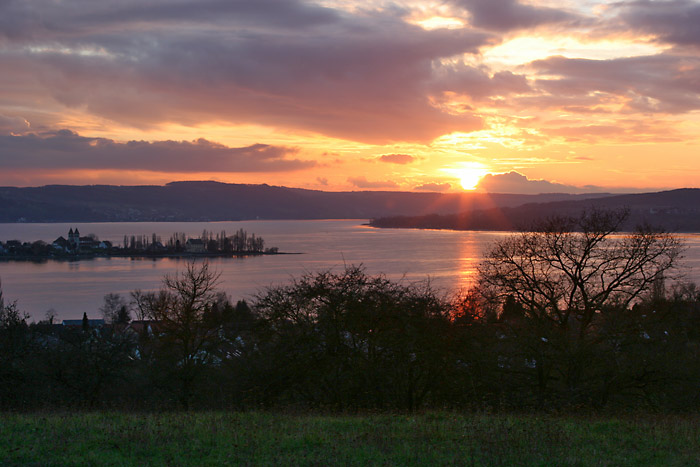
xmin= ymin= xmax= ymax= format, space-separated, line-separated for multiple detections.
xmin=123 ymin=228 xmax=269 ymax=253
xmin=1 ymin=209 xmax=698 ymax=412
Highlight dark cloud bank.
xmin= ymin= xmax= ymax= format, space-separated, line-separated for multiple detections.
xmin=0 ymin=0 xmax=521 ymax=143
xmin=0 ymin=130 xmax=314 ymax=172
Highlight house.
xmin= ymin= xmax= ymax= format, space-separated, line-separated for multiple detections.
xmin=65 ymin=228 xmax=103 ymax=251
xmin=62 ymin=318 xmax=105 ymax=329
xmin=124 ymin=320 xmax=164 ymax=337
xmin=52 ymin=236 xmax=71 ymax=251
xmin=185 ymin=238 xmax=206 ymax=253
xmin=78 ymin=236 xmax=100 ymax=249
xmin=146 ymin=241 xmax=166 ymax=253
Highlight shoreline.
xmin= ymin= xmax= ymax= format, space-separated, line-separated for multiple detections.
xmin=0 ymin=251 xmax=300 ymax=262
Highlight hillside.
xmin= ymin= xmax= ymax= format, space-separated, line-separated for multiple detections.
xmin=0 ymin=181 xmax=609 ymax=222
xmin=369 ymin=188 xmax=700 ymax=232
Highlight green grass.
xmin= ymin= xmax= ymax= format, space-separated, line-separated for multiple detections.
xmin=1 ymin=411 xmax=699 ymax=466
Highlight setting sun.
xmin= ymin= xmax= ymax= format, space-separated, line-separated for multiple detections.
xmin=458 ymin=168 xmax=488 ymax=190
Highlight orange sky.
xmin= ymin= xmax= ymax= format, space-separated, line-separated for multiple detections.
xmin=1 ymin=0 xmax=698 ymax=193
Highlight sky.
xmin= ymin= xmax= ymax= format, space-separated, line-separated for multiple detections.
xmin=1 ymin=0 xmax=699 ymax=194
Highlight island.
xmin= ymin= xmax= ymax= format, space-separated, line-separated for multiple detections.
xmin=0 ymin=227 xmax=287 ymax=261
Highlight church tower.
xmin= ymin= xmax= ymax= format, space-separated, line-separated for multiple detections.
xmin=68 ymin=228 xmax=80 ymax=249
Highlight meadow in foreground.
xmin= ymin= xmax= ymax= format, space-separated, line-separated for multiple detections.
xmin=2 ymin=411 xmax=699 ymax=466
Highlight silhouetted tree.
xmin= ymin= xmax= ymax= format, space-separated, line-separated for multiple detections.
xmin=100 ymin=293 xmax=131 ymax=324
xmin=477 ymin=208 xmax=684 ymax=407
xmin=0 ymin=280 xmax=30 ymax=408
xmin=252 ymin=266 xmax=453 ymax=410
xmin=35 ymin=325 xmax=137 ymax=408
xmin=132 ymin=260 xmax=223 ymax=408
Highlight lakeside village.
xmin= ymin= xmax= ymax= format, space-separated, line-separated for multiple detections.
xmin=0 ymin=227 xmax=280 ymax=260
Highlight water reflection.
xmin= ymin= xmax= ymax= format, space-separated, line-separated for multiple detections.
xmin=456 ymin=233 xmax=481 ymax=292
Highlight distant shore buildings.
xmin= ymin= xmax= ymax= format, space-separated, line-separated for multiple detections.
xmin=1 ymin=227 xmax=278 ymax=259
xmin=52 ymin=228 xmax=111 ymax=253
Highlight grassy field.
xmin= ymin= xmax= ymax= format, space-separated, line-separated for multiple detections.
xmin=1 ymin=411 xmax=699 ymax=466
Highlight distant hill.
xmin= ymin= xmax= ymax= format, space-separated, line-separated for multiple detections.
xmin=0 ymin=181 xmax=610 ymax=223
xmin=369 ymin=189 xmax=700 ymax=232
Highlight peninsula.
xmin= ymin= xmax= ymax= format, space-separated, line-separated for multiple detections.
xmin=0 ymin=227 xmax=283 ymax=261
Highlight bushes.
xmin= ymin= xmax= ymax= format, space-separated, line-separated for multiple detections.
xmin=251 ymin=267 xmax=454 ymax=410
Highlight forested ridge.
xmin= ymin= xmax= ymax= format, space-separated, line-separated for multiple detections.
xmin=0 ymin=181 xmax=608 ymax=222
xmin=371 ymin=188 xmax=700 ymax=232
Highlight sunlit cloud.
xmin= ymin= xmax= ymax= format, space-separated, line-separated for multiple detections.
xmin=414 ymin=182 xmax=453 ymax=192
xmin=348 ymin=176 xmax=400 ymax=189
xmin=483 ymin=36 xmax=666 ymax=68
xmin=378 ymin=154 xmax=416 ymax=164
xmin=477 ymin=171 xmax=592 ymax=194
xmin=411 ymin=16 xmax=466 ymax=30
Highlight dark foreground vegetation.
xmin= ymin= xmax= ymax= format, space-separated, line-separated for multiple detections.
xmin=3 ymin=412 xmax=700 ymax=465
xmin=1 ymin=209 xmax=698 ymax=413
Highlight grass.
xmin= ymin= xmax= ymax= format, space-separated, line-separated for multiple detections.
xmin=1 ymin=411 xmax=699 ymax=466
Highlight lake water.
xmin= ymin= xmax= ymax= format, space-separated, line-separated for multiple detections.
xmin=1 ymin=220 xmax=699 ymax=321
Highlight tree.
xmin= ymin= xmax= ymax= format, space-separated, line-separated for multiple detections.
xmin=132 ymin=260 xmax=223 ymax=408
xmin=476 ymin=208 xmax=684 ymax=406
xmin=479 ymin=209 xmax=682 ymax=330
xmin=44 ymin=308 xmax=57 ymax=325
xmin=252 ymin=266 xmax=453 ymax=410
xmin=100 ymin=293 xmax=131 ymax=324
xmin=0 ymin=281 xmax=30 ymax=409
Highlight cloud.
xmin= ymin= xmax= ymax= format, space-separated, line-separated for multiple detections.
xmin=543 ymin=121 xmax=683 ymax=143
xmin=0 ymin=114 xmax=29 ymax=134
xmin=612 ymin=0 xmax=700 ymax=48
xmin=347 ymin=176 xmax=399 ymax=189
xmin=529 ymin=54 xmax=700 ymax=114
xmin=0 ymin=0 xmax=339 ymax=41
xmin=414 ymin=182 xmax=452 ymax=192
xmin=477 ymin=172 xmax=661 ymax=195
xmin=0 ymin=130 xmax=315 ymax=172
xmin=0 ymin=0 xmax=499 ymax=144
xmin=449 ymin=0 xmax=580 ymax=31
xmin=316 ymin=177 xmax=329 ymax=186
xmin=431 ymin=67 xmax=530 ymax=101
xmin=476 ymin=171 xmax=592 ymax=194
xmin=378 ymin=154 xmax=415 ymax=164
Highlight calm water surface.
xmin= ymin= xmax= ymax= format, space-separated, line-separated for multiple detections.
xmin=1 ymin=220 xmax=698 ymax=321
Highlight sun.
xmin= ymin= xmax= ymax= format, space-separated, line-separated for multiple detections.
xmin=441 ymin=164 xmax=489 ymax=191
xmin=458 ymin=167 xmax=488 ymax=190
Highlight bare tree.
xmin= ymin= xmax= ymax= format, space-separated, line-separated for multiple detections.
xmin=134 ymin=260 xmax=223 ymax=408
xmin=477 ymin=209 xmax=684 ymax=406
xmin=100 ymin=293 xmax=130 ymax=324
xmin=479 ymin=209 xmax=683 ymax=332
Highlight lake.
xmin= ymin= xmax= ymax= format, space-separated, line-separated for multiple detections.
xmin=1 ymin=220 xmax=699 ymax=321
